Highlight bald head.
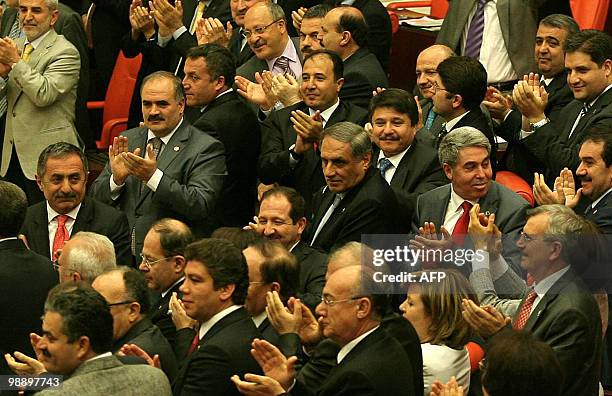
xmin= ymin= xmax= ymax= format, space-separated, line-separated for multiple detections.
xmin=416 ymin=44 xmax=455 ymax=99
xmin=320 ymin=6 xmax=367 ymax=60
xmin=327 ymin=242 xmax=374 ymax=278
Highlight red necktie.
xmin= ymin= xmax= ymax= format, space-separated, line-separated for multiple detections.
xmin=513 ymin=290 xmax=538 ymax=330
xmin=452 ymin=201 xmax=473 ymax=246
xmin=188 ymin=332 xmax=200 ymax=355
xmin=52 ymin=214 xmax=70 ymax=259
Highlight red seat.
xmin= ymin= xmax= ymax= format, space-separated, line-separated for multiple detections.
xmin=88 ymin=50 xmax=142 ymax=150
xmin=570 ymin=0 xmax=610 ymax=30
xmin=466 ymin=341 xmax=485 ymax=373
xmin=388 ymin=11 xmax=400 ymax=34
xmin=495 ymin=171 xmax=535 ymax=207
xmin=386 ymin=0 xmax=449 ymax=19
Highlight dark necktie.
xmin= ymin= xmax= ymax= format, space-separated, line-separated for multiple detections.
xmin=378 ymin=158 xmax=393 ymax=179
xmin=568 ymin=103 xmax=591 ymax=139
xmin=452 ymin=201 xmax=473 ymax=246
xmin=464 ymin=0 xmax=487 ymax=59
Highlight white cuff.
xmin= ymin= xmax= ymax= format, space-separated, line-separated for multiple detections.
xmin=145 ymin=168 xmax=164 ymax=192
xmin=109 ymin=176 xmax=125 ymax=200
xmin=157 ymin=34 xmax=172 ymax=47
xmin=288 ymin=144 xmax=298 ymax=168
xmin=173 ymin=26 xmax=188 ymax=40
xmin=502 ymin=109 xmax=513 ymax=122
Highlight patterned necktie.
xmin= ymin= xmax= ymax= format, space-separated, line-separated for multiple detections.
xmin=451 ymin=201 xmax=473 ymax=246
xmin=425 ymin=109 xmax=437 ymax=130
xmin=149 ymin=137 xmax=163 ymax=159
xmin=189 ymin=1 xmax=206 ymax=34
xmin=378 ymin=158 xmax=393 ymax=179
xmin=273 ymin=56 xmax=296 ymax=79
xmin=52 ymin=215 xmax=70 ymax=259
xmin=513 ymin=290 xmax=538 ymax=330
xmin=464 ymin=0 xmax=487 ymax=59
xmin=22 ymin=43 xmax=34 ymax=62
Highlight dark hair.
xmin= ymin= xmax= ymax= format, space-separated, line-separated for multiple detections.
xmin=303 ymin=3 xmax=331 ymax=19
xmin=582 ymin=127 xmax=612 ymax=167
xmin=261 ymin=186 xmax=306 ymax=223
xmin=211 ymin=227 xmax=262 ymax=250
xmin=335 ymin=7 xmax=369 ymax=48
xmin=247 ymin=239 xmax=299 ymax=303
xmin=151 ymin=218 xmax=195 ymax=257
xmin=304 ymin=49 xmax=344 ymax=80
xmin=437 ymin=56 xmax=487 ymax=111
xmin=539 ymin=14 xmax=580 ymax=40
xmin=0 ymin=181 xmax=27 ymax=237
xmin=482 ymin=330 xmax=563 ymax=396
xmin=565 ymin=29 xmax=612 ymax=66
xmin=37 ymin=142 xmax=88 ymax=178
xmin=117 ymin=267 xmax=152 ymax=317
xmin=184 ymin=239 xmax=249 ymax=305
xmin=369 ymin=88 xmax=419 ymax=126
xmin=187 ymin=44 xmax=236 ymax=87
xmin=44 ymin=282 xmax=113 ymax=354
xmin=142 ymin=71 xmax=185 ymax=102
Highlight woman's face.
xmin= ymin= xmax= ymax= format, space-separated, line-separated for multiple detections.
xmin=399 ymin=285 xmax=433 ymax=343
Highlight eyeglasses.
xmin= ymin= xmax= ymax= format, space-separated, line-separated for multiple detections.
xmin=320 ymin=295 xmax=362 ymax=306
xmin=432 ymin=82 xmax=451 ymax=94
xmin=107 ymin=300 xmax=135 ymax=308
xmin=52 ymin=262 xmax=76 ymax=273
xmin=244 ymin=19 xmax=282 ymax=38
xmin=139 ymin=254 xmax=174 ymax=269
xmin=520 ymin=231 xmax=541 ymax=243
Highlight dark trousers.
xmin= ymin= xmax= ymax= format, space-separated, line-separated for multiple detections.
xmin=3 ymin=147 xmax=44 ymax=205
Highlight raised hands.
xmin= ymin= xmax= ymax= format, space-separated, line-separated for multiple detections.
xmin=483 ymin=86 xmax=513 ymax=122
xmin=291 ymin=110 xmax=322 ymax=154
xmin=235 ymin=72 xmax=277 ymax=111
xmin=0 ymin=37 xmax=20 ymax=65
xmin=231 ymin=373 xmax=285 ymax=396
xmin=409 ymin=222 xmax=453 ymax=269
xmin=533 ymin=169 xmax=581 ymax=208
xmin=271 ymin=74 xmax=300 ymax=107
xmin=462 ymin=299 xmax=510 ymax=339
xmin=119 ymin=344 xmax=162 ymax=369
xmin=149 ymin=0 xmax=184 ymax=38
xmin=467 ymin=203 xmax=499 ymax=253
xmin=512 ymin=73 xmax=548 ymax=124
xmin=129 ymin=0 xmax=155 ymax=39
xmin=170 ymin=292 xmax=198 ymax=330
xmin=4 ymin=333 xmax=46 ymax=376
xmin=196 ymin=17 xmax=233 ymax=47
xmin=250 ymin=339 xmax=298 ymax=390
xmin=109 ymin=136 xmax=131 ymax=185
xmin=291 ymin=7 xmax=307 ymax=32
xmin=430 ymin=376 xmax=464 ymax=396
xmin=266 ymin=292 xmax=322 ymax=345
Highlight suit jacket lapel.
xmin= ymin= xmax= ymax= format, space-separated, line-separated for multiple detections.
xmin=72 ymin=198 xmax=93 ymax=234
xmin=521 ymin=271 xmax=573 ymax=332
xmin=312 ymin=188 xmax=336 ymax=231
xmin=32 ymin=204 xmax=52 ymax=258
xmin=390 ymin=145 xmax=417 ymax=188
xmin=478 ymin=182 xmax=501 ymax=217
xmin=26 ymin=30 xmax=57 ymax=70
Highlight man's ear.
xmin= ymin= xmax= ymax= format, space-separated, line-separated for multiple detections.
xmin=174 ymin=255 xmax=186 ymax=273
xmin=72 ymin=272 xmax=83 ymax=282
xmin=362 ymin=151 xmax=372 ymax=169
xmin=296 ymin=217 xmax=307 ymax=235
xmin=355 ymin=297 xmax=372 ymax=319
xmin=75 ymin=336 xmax=91 ymax=359
xmin=128 ymin=302 xmax=142 ymax=322
xmin=270 ymin=282 xmax=281 ymax=293
xmin=451 ymin=93 xmax=463 ymax=110
xmin=443 ymin=163 xmax=453 ymax=181
xmin=35 ymin=174 xmax=44 ymax=192
xmin=340 ymin=31 xmax=351 ymax=47
xmin=218 ymin=283 xmax=236 ymax=302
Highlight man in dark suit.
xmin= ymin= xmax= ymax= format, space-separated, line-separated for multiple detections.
xmin=259 ymin=50 xmax=368 ymax=211
xmin=429 ymin=56 xmax=496 ymax=159
xmin=517 ymin=30 xmax=612 ymax=184
xmin=412 ymin=127 xmax=529 ymax=275
xmin=139 ymin=219 xmax=194 ymax=345
xmin=485 ymin=14 xmax=578 ymax=184
xmin=90 ymin=71 xmax=226 ymax=257
xmin=465 ymin=205 xmax=602 ymax=396
xmin=20 ymin=142 xmax=132 ymax=265
xmin=92 ymin=267 xmax=178 ymax=381
xmin=319 ymin=6 xmax=387 ymax=110
xmin=303 ymin=122 xmax=400 ymax=253
xmin=183 ymin=44 xmax=260 ymax=227
xmin=0 ymin=181 xmax=57 ymax=376
xmin=232 ymin=265 xmax=416 ymax=396
xmin=172 ymin=238 xmax=262 ymax=395
xmin=252 ymin=187 xmax=328 ymax=311
xmin=369 ymin=89 xmax=447 ymax=229
xmin=243 ymin=238 xmax=299 ymax=346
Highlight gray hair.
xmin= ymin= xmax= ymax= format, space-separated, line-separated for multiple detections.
xmin=37 ymin=142 xmax=88 ymax=178
xmin=141 ymin=71 xmax=185 ymax=102
xmin=63 ymin=232 xmax=117 ymax=283
xmin=321 ymin=121 xmax=372 ymax=159
xmin=438 ymin=127 xmax=491 ymax=167
xmin=540 ymin=14 xmax=580 ymax=39
xmin=267 ymin=2 xmax=286 ymax=22
xmin=44 ymin=0 xmax=58 ymax=10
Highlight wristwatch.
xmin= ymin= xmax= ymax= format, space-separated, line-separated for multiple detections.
xmin=529 ymin=117 xmax=550 ymax=131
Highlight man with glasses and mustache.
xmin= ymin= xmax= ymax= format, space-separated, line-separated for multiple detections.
xmin=20 ymin=142 xmax=132 ymax=265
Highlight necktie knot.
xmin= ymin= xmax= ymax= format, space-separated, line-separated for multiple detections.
xmin=56 ymin=214 xmax=69 ymax=227
xmin=149 ymin=137 xmax=163 ymax=159
xmin=513 ymin=289 xmax=538 ymax=330
xmin=273 ymin=56 xmax=296 ymax=78
xmin=378 ymin=158 xmax=393 ymax=177
xmin=22 ymin=43 xmax=33 ymax=61
xmin=461 ymin=201 xmax=473 ymax=213
xmin=581 ymin=103 xmax=591 ymax=115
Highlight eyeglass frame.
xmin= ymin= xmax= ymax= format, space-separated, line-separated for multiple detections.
xmin=320 ymin=294 xmax=364 ymax=306
xmin=243 ymin=18 xmax=282 ymax=39
xmin=107 ymin=300 xmax=136 ymax=308
xmin=139 ymin=254 xmax=176 ymax=269
xmin=431 ymin=81 xmax=452 ymax=95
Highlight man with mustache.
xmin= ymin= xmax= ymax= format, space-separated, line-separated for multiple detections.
xmin=298 ymin=5 xmax=328 ymax=57
xmin=20 ymin=142 xmax=132 ymax=266
xmin=91 ymin=71 xmax=226 ymax=260
xmin=258 ymin=49 xmax=367 ymax=213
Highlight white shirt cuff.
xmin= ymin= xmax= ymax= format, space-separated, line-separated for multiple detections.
xmin=157 ymin=34 xmax=172 ymax=47
xmin=520 ymin=129 xmax=534 ymax=139
xmin=146 ymin=169 xmax=164 ymax=192
xmin=288 ymin=144 xmax=298 ymax=168
xmin=173 ymin=26 xmax=188 ymax=40
xmin=109 ymin=177 xmax=125 ymax=200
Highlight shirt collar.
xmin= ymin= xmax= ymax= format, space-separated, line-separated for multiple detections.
xmin=590 ymin=187 xmax=612 ymax=210
xmin=533 ymin=266 xmax=570 ymax=298
xmin=200 ymin=89 xmax=234 ymax=113
xmin=85 ymin=351 xmax=112 ymax=363
xmin=161 ymin=276 xmax=185 ymax=298
xmin=266 ymin=38 xmax=300 ymax=71
xmin=198 ymin=305 xmax=242 ymax=340
xmin=27 ymin=30 xmax=52 ymax=50
xmin=288 ymin=240 xmax=300 ymax=252
xmin=444 ymin=110 xmax=471 ymax=131
xmin=337 ymin=325 xmax=379 ymax=364
xmin=309 ymin=98 xmax=340 ymax=125
xmin=251 ymin=311 xmax=267 ymax=327
xmin=0 ymin=237 xmax=19 ymax=243
xmin=46 ymin=201 xmax=81 ymax=224
xmin=147 ymin=118 xmax=183 ymax=145
xmin=448 ymin=184 xmax=479 ymax=214
xmin=379 ymin=145 xmax=410 ymax=168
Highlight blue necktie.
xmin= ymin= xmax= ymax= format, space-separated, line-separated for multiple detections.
xmin=425 ymin=110 xmax=437 ymax=130
xmin=379 ymin=158 xmax=393 ymax=178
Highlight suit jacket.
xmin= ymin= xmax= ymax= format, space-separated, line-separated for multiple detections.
xmin=236 ymin=37 xmax=303 ymax=82
xmin=291 ymin=241 xmax=327 ymax=311
xmin=0 ymin=239 xmax=57 ymax=376
xmin=419 ymin=99 xmax=445 ymax=135
xmin=113 ymin=318 xmax=178 ymax=381
xmin=431 ymin=108 xmax=496 ymax=155
xmin=412 ymin=182 xmax=530 ymax=275
xmin=0 ymin=30 xmax=80 ymax=180
xmin=90 ymin=121 xmax=226 ymax=255
xmin=522 ymin=87 xmax=612 ymax=183
xmin=20 ymin=197 xmax=132 ymax=265
xmin=172 ymin=307 xmax=262 ymax=396
xmin=304 ymin=167 xmax=400 ymax=253
xmin=150 ymin=279 xmax=184 ymax=347
xmin=291 ymin=327 xmax=416 ymax=396
xmin=373 ymin=133 xmax=447 ymax=230
xmin=228 ymin=29 xmax=254 ymax=67
xmin=436 ymin=0 xmax=542 ymax=79
xmin=341 ymin=48 xmax=388 ymax=110
xmin=259 ymin=100 xmax=368 ymax=212
xmin=258 ymin=317 xmax=281 ymax=346
xmin=498 ymin=71 xmax=573 ymax=184
xmin=37 ymin=354 xmax=172 ymax=395
xmin=585 ymin=190 xmax=612 ymax=235
xmin=189 ymin=91 xmax=260 ymax=227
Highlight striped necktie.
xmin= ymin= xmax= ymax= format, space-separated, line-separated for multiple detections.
xmin=464 ymin=0 xmax=487 ymax=59
xmin=189 ymin=1 xmax=206 ymax=34
xmin=273 ymin=56 xmax=296 ymax=78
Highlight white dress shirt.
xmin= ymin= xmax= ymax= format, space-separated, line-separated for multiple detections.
xmin=378 ymin=146 xmax=410 ymax=184
xmin=443 ymin=187 xmax=478 ymax=234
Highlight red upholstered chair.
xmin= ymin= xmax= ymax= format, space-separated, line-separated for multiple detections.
xmin=388 ymin=11 xmax=400 ymax=34
xmin=570 ymin=0 xmax=610 ymax=30
xmin=386 ymin=0 xmax=449 ymax=19
xmin=88 ymin=51 xmax=142 ymax=150
xmin=466 ymin=341 xmax=485 ymax=373
xmin=495 ymin=170 xmax=535 ymax=207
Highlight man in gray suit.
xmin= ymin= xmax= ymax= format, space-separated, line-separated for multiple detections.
xmin=0 ymin=0 xmax=80 ymax=204
xmin=5 ymin=282 xmax=171 ymax=395
xmin=91 ymin=71 xmax=226 ymax=258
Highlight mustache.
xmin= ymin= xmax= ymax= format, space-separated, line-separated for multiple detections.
xmin=148 ymin=115 xmax=165 ymax=122
xmin=55 ymin=192 xmax=77 ymax=199
xmin=378 ymin=136 xmax=399 ymax=141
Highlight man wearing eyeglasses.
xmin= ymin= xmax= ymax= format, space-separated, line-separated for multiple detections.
xmin=92 ymin=267 xmax=178 ymax=381
xmin=139 ymin=218 xmax=194 ymax=345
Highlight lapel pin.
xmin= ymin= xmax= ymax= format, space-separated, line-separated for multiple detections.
xmin=484 ymin=211 xmax=491 ymax=216
xmin=174 ymin=146 xmax=180 ymax=151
